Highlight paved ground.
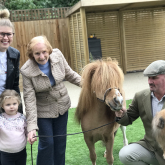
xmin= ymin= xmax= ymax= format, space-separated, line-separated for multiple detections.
xmin=21 ymin=71 xmax=149 ymax=112
xmin=64 ymin=71 xmax=149 ymax=108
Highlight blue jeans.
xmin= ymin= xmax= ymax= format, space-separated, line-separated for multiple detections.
xmin=37 ymin=111 xmax=68 ymax=165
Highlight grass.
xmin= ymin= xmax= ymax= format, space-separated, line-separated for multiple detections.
xmin=26 ymin=99 xmax=145 ymax=165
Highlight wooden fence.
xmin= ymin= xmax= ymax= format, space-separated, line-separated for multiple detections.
xmin=5 ymin=7 xmax=71 ymax=68
xmin=8 ymin=8 xmax=71 ymax=91
xmin=10 ymin=18 xmax=71 ymax=68
xmin=9 ymin=8 xmax=69 ymax=22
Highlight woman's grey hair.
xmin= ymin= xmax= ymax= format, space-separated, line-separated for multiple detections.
xmin=26 ymin=35 xmax=53 ymax=60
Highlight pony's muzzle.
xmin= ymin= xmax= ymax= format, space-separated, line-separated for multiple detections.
xmin=108 ymin=89 xmax=123 ymax=111
xmin=109 ymin=104 xmax=123 ymax=111
xmin=114 ymin=89 xmax=123 ymax=105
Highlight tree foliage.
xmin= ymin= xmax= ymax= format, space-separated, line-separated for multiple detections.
xmin=46 ymin=0 xmax=79 ymax=8
xmin=1 ymin=0 xmax=80 ymax=10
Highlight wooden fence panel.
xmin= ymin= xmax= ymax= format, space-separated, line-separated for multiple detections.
xmin=9 ymin=8 xmax=69 ymax=22
xmin=68 ymin=12 xmax=86 ymax=74
xmin=86 ymin=12 xmax=122 ymax=67
xmin=122 ymin=8 xmax=165 ymax=72
xmin=58 ymin=19 xmax=71 ymax=66
xmin=10 ymin=18 xmax=71 ymax=68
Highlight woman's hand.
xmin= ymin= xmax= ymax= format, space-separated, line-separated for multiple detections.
xmin=115 ymin=106 xmax=127 ymax=118
xmin=28 ymin=130 xmax=37 ymax=145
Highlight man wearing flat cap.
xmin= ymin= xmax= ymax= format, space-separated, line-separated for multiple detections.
xmin=115 ymin=60 xmax=165 ymax=165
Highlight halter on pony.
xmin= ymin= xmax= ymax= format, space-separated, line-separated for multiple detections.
xmin=96 ymin=87 xmax=123 ymax=110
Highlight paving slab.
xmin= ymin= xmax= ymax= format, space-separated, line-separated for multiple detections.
xmin=123 ymin=72 xmax=148 ymax=100
xmin=21 ymin=71 xmax=149 ymax=112
xmin=64 ymin=71 xmax=149 ymax=108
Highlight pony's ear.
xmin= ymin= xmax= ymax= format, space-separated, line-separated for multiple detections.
xmin=84 ymin=68 xmax=96 ymax=88
xmin=90 ymin=69 xmax=95 ymax=80
xmin=80 ymin=69 xmax=95 ymax=87
xmin=80 ymin=63 xmax=96 ymax=91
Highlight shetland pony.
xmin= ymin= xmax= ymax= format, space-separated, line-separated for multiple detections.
xmin=75 ymin=58 xmax=128 ymax=165
xmin=152 ymin=109 xmax=165 ymax=159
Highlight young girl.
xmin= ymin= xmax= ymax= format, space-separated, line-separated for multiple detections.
xmin=0 ymin=90 xmax=27 ymax=165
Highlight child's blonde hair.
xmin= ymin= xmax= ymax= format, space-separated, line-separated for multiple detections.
xmin=0 ymin=90 xmax=21 ymax=112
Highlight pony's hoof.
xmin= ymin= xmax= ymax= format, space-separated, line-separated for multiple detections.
xmin=104 ymin=151 xmax=106 ymax=158
xmin=163 ymin=153 xmax=165 ymax=159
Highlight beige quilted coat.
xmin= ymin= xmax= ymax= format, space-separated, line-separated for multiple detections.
xmin=20 ymin=49 xmax=81 ymax=132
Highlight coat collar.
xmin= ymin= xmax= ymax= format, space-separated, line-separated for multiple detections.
xmin=142 ymin=89 xmax=153 ymax=122
xmin=7 ymin=47 xmax=17 ymax=59
xmin=21 ymin=52 xmax=60 ymax=77
xmin=50 ymin=52 xmax=59 ymax=64
xmin=27 ymin=60 xmax=43 ymax=77
xmin=142 ymin=89 xmax=165 ymax=122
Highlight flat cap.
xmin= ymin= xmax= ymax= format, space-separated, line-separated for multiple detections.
xmin=143 ymin=60 xmax=165 ymax=77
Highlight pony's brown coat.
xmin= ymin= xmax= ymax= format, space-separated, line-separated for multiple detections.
xmin=75 ymin=58 xmax=124 ymax=123
xmin=152 ymin=109 xmax=165 ymax=159
xmin=75 ymin=58 xmax=125 ymax=165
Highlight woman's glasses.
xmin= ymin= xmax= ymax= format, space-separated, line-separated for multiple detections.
xmin=0 ymin=32 xmax=14 ymax=38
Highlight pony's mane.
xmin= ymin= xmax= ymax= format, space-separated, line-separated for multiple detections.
xmin=75 ymin=58 xmax=124 ymax=123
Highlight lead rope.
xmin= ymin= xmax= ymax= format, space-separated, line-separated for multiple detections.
xmin=31 ymin=144 xmax=33 ymax=165
xmin=31 ymin=117 xmax=121 ymax=165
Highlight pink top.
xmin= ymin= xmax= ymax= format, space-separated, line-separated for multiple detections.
xmin=0 ymin=112 xmax=27 ymax=153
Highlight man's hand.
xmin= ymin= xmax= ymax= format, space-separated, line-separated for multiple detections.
xmin=115 ymin=106 xmax=127 ymax=118
xmin=28 ymin=130 xmax=37 ymax=145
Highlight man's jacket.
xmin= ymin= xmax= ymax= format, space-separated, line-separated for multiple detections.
xmin=118 ymin=89 xmax=165 ymax=165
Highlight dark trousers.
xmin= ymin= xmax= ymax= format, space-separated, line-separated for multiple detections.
xmin=37 ymin=111 xmax=68 ymax=165
xmin=1 ymin=148 xmax=26 ymax=165
xmin=0 ymin=152 xmax=1 ymax=165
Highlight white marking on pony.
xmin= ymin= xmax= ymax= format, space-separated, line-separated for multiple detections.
xmin=120 ymin=125 xmax=128 ymax=146
xmin=115 ymin=89 xmax=123 ymax=104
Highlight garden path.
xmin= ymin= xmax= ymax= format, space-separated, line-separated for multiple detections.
xmin=64 ymin=71 xmax=148 ymax=108
xmin=20 ymin=71 xmax=148 ymax=113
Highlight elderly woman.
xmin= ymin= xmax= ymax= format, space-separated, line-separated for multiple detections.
xmin=20 ymin=36 xmax=81 ymax=165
